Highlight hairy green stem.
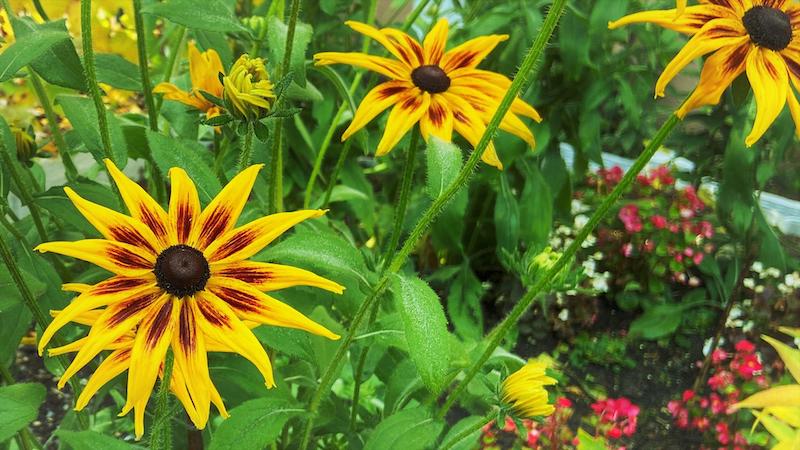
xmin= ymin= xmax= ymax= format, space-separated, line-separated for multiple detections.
xmin=155 ymin=26 xmax=187 ymax=116
xmin=0 ymin=205 xmax=30 ymax=248
xmin=238 ymin=121 xmax=256 ymax=171
xmin=149 ymin=350 xmax=175 ymax=450
xmin=133 ymin=0 xmax=157 ymax=131
xmin=322 ymin=140 xmax=352 ymax=208
xmin=80 ymin=0 xmax=114 ymax=163
xmin=0 ymin=237 xmax=90 ymax=430
xmin=303 ymin=103 xmax=347 ymax=208
xmin=384 ymin=130 xmax=419 ymax=269
xmin=401 ymin=0 xmax=432 ymax=29
xmin=437 ymin=115 xmax=680 ymax=418
xmin=439 ymin=410 xmax=496 ymax=450
xmin=1 ymin=151 xmax=48 ymax=243
xmin=297 ymin=2 xmax=567 ymax=447
xmin=28 ymin=71 xmax=78 ymax=182
xmin=268 ymin=0 xmax=301 ymax=213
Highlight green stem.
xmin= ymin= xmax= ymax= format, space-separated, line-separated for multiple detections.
xmin=437 ymin=116 xmax=680 ymax=419
xmin=401 ymin=0 xmax=432 ymax=30
xmin=0 ymin=205 xmax=31 ymax=248
xmin=322 ymin=139 xmax=352 ymax=208
xmin=239 ymin=121 xmax=255 ymax=171
xmin=28 ymin=71 xmax=78 ymax=182
xmin=0 ymin=237 xmax=90 ymax=430
xmin=149 ymin=350 xmax=175 ymax=450
xmin=303 ymin=104 xmax=347 ymax=208
xmin=348 ymin=293 xmax=381 ymax=430
xmin=31 ymin=0 xmax=49 ymax=20
xmin=1 ymin=151 xmax=48 ymax=243
xmin=439 ymin=411 xmax=496 ymax=450
xmin=298 ymin=3 xmax=568 ymax=446
xmin=268 ymin=0 xmax=301 ymax=213
xmin=133 ymin=0 xmax=158 ymax=131
xmin=80 ymin=0 xmax=114 ymax=163
xmin=155 ymin=26 xmax=187 ymax=116
xmin=383 ymin=130 xmax=419 ymax=269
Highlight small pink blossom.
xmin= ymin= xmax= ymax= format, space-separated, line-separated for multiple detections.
xmin=734 ymin=340 xmax=755 ymax=354
xmin=619 ymin=204 xmax=643 ymax=233
xmin=711 ymin=349 xmax=729 ymax=365
xmin=651 ymin=215 xmax=668 ymax=229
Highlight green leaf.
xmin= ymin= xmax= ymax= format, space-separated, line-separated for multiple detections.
xmin=56 ymin=430 xmax=146 ymax=450
xmin=520 ymin=164 xmax=552 ymax=247
xmin=446 ymin=263 xmax=485 ymax=341
xmin=628 ymin=301 xmax=704 ymax=340
xmin=207 ymin=398 xmax=305 ymax=450
xmin=34 ymin=180 xmax=117 ymax=236
xmin=363 ymin=407 xmax=443 ymax=450
xmin=494 ymin=174 xmax=519 ymax=255
xmin=391 ymin=274 xmax=451 ymax=395
xmin=439 ymin=416 xmax=489 ymax=450
xmin=56 ymin=95 xmax=128 ymax=167
xmin=425 ymin=137 xmax=462 ymax=200
xmin=267 ymin=16 xmax=313 ymax=85
xmin=0 ymin=383 xmax=46 ymax=443
xmin=577 ymin=428 xmax=607 ymax=450
xmin=10 ymin=17 xmax=85 ymax=90
xmin=0 ymin=264 xmax=46 ymax=312
xmin=142 ymin=0 xmax=249 ymax=33
xmin=0 ymin=28 xmax=70 ymax=82
xmin=95 ymin=53 xmax=142 ymax=91
xmin=146 ymin=130 xmax=222 ymax=202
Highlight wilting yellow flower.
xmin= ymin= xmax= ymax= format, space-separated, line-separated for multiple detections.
xmin=222 ymin=54 xmax=276 ymax=120
xmin=154 ymin=42 xmax=225 ymax=120
xmin=501 ymin=360 xmax=557 ymax=418
xmin=36 ymin=160 xmax=343 ymax=438
xmin=610 ymin=1 xmax=800 ymax=147
xmin=314 ymin=19 xmax=541 ymax=170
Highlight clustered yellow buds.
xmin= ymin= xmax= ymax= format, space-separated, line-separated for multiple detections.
xmin=223 ymin=54 xmax=276 ymax=121
xmin=501 ymin=360 xmax=557 ymax=418
xmin=12 ymin=126 xmax=36 ymax=164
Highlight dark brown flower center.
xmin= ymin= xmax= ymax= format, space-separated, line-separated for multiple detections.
xmin=743 ymin=6 xmax=792 ymax=51
xmin=154 ymin=245 xmax=210 ymax=297
xmin=411 ymin=65 xmax=451 ymax=93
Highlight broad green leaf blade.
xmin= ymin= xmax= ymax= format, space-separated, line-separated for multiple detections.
xmin=439 ymin=416 xmax=489 ymax=450
xmin=0 ymin=264 xmax=46 ymax=312
xmin=267 ymin=16 xmax=313 ymax=85
xmin=363 ymin=407 xmax=443 ymax=450
xmin=391 ymin=273 xmax=451 ymax=395
xmin=520 ymin=164 xmax=553 ymax=247
xmin=142 ymin=0 xmax=249 ymax=33
xmin=628 ymin=303 xmax=693 ymax=340
xmin=425 ymin=137 xmax=462 ymax=200
xmin=0 ymin=28 xmax=70 ymax=82
xmin=56 ymin=95 xmax=128 ymax=167
xmin=146 ymin=130 xmax=222 ymax=202
xmin=56 ymin=430 xmax=146 ymax=450
xmin=207 ymin=398 xmax=305 ymax=450
xmin=577 ymin=428 xmax=607 ymax=450
xmin=0 ymin=383 xmax=46 ymax=443
xmin=34 ymin=180 xmax=117 ymax=237
xmin=446 ymin=263 xmax=485 ymax=341
xmin=10 ymin=17 xmax=85 ymax=90
xmin=95 ymin=53 xmax=142 ymax=91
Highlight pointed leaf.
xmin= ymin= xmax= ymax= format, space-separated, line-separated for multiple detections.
xmin=0 ymin=383 xmax=46 ymax=442
xmin=763 ymin=335 xmax=800 ymax=383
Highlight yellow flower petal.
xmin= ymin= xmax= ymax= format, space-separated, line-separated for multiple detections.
xmin=75 ymin=348 xmax=131 ymax=410
xmin=423 ymin=18 xmax=449 ymax=65
xmin=36 ymin=240 xmax=154 ymax=276
xmin=104 ymin=159 xmax=170 ymax=246
xmin=735 ymin=385 xmax=800 ymax=409
xmin=212 ymin=260 xmax=345 ymax=293
xmin=341 ymin=80 xmax=414 ymax=141
xmin=676 ymin=41 xmax=750 ymax=117
xmin=167 ymin=167 xmax=201 ymax=245
xmin=314 ymin=51 xmax=410 ymax=80
xmin=745 ymin=48 xmax=789 ymax=146
xmin=376 ymin=90 xmax=431 ymax=156
xmin=609 ymin=5 xmax=737 ymax=34
xmin=441 ymin=34 xmax=509 ymax=72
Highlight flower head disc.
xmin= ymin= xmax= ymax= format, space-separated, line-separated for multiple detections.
xmin=314 ymin=18 xmax=542 ymax=170
xmin=35 ymin=160 xmax=344 ymax=439
xmin=609 ymin=0 xmax=800 ymax=147
xmin=154 ymin=42 xmax=225 ymax=120
xmin=501 ymin=360 xmax=557 ymax=418
xmin=223 ymin=54 xmax=276 ymax=120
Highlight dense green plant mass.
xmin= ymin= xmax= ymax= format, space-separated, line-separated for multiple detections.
xmin=0 ymin=0 xmax=798 ymax=449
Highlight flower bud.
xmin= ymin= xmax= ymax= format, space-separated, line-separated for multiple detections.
xmin=223 ymin=54 xmax=276 ymax=121
xmin=12 ymin=126 xmax=36 ymax=164
xmin=501 ymin=360 xmax=557 ymax=418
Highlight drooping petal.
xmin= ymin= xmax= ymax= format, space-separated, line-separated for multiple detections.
xmin=167 ymin=167 xmax=201 ymax=245
xmin=419 ymin=94 xmax=454 ymax=142
xmin=104 ymin=160 xmax=170 ymax=246
xmin=38 ymin=277 xmax=157 ymax=353
xmin=63 ymin=187 xmax=162 ymax=256
xmin=153 ymin=83 xmax=208 ymax=110
xmin=57 ymin=291 xmax=167 ymax=389
xmin=341 ymin=81 xmax=414 ymax=141
xmin=785 ymin=88 xmax=800 ymax=138
xmin=206 ymin=277 xmax=340 ymax=340
xmin=654 ymin=18 xmax=747 ymax=97
xmin=745 ymin=47 xmax=789 ymax=146
xmin=376 ymin=90 xmax=431 ymax=156
xmin=423 ymin=19 xmax=449 ymax=65
xmin=608 ymin=5 xmax=738 ymax=34
xmin=212 ymin=260 xmax=345 ymax=293
xmin=189 ymin=41 xmax=224 ymax=97
xmin=448 ymin=86 xmax=536 ymax=147
xmin=676 ymin=0 xmax=686 ymax=16
xmin=121 ymin=297 xmax=180 ymax=439
xmin=676 ymin=41 xmax=750 ymax=117
xmin=74 ymin=348 xmax=131 ymax=410
xmin=449 ymin=69 xmax=542 ymax=121
xmin=445 ymin=93 xmax=503 ymax=170
xmin=441 ymin=34 xmax=509 ymax=73
xmin=195 ymin=291 xmax=275 ymax=388
xmin=189 ymin=164 xmax=264 ymax=250
xmin=36 ymin=240 xmax=154 ymax=276
xmin=204 ymin=209 xmax=325 ymax=264
xmin=313 ymin=52 xmax=410 ymax=80
xmin=48 ymin=334 xmax=133 ymax=356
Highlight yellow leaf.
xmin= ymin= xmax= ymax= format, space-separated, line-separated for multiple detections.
xmin=735 ymin=385 xmax=800 ymax=409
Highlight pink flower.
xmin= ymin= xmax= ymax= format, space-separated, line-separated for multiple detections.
xmin=667 ymin=400 xmax=683 ymax=416
xmin=696 ymin=220 xmax=714 ymax=238
xmin=676 ymin=409 xmax=689 ymax=429
xmin=708 ymin=371 xmax=734 ymax=393
xmin=556 ymin=397 xmax=573 ymax=408
xmin=682 ymin=389 xmax=696 ymax=402
xmin=619 ymin=204 xmax=643 ymax=233
xmin=692 ymin=417 xmax=710 ymax=431
xmin=709 ymin=393 xmax=726 ymax=415
xmin=715 ymin=422 xmax=730 ymax=445
xmin=711 ymin=349 xmax=729 ymax=365
xmin=651 ymin=215 xmax=668 ymax=229
xmin=621 ymin=243 xmax=634 ymax=258
xmin=502 ymin=417 xmax=516 ymax=432
xmin=526 ymin=428 xmax=540 ymax=447
xmin=607 ymin=426 xmax=623 ymax=439
xmin=692 ymin=252 xmax=704 ymax=265
xmin=731 ymin=353 xmax=762 ymax=379
xmin=600 ymin=166 xmax=624 ymax=185
xmin=735 ymin=340 xmax=755 ymax=354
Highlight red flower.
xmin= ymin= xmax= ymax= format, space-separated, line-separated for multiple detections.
xmin=734 ymin=340 xmax=755 ymax=354
xmin=711 ymin=349 xmax=729 ymax=365
xmin=650 ymin=215 xmax=668 ymax=229
xmin=715 ymin=422 xmax=730 ymax=445
xmin=600 ymin=166 xmax=624 ymax=185
xmin=618 ymin=204 xmax=643 ymax=233
xmin=682 ymin=389 xmax=695 ymax=402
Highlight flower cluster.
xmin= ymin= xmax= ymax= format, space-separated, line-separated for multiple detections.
xmin=666 ymin=340 xmax=767 ymax=449
xmin=480 ymin=397 xmax=578 ymax=449
xmin=589 ymin=397 xmax=640 ymax=441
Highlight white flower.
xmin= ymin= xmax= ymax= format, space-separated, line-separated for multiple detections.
xmin=558 ymin=309 xmax=569 ymax=321
xmin=785 ymin=272 xmax=800 ymax=288
xmin=755 ymin=286 xmax=765 ymax=294
xmin=751 ymin=261 xmax=764 ymax=273
xmin=778 ymin=283 xmax=791 ymax=295
xmin=582 ymin=259 xmax=596 ymax=275
xmin=556 ymin=225 xmax=572 ymax=236
xmin=764 ymin=267 xmax=782 ymax=279
xmin=743 ymin=278 xmax=755 ymax=289
xmin=574 ymin=214 xmax=589 ymax=230
xmin=565 ymin=289 xmax=578 ymax=296
xmin=592 ymin=252 xmax=604 ymax=260
xmin=549 ymin=237 xmax=562 ymax=249
xmin=591 ymin=275 xmax=609 ymax=292
xmin=571 ymin=199 xmax=589 ymax=214
xmin=582 ymin=234 xmax=597 ymax=249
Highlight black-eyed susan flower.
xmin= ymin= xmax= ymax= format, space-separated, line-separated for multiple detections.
xmin=313 ymin=19 xmax=542 ymax=170
xmin=501 ymin=360 xmax=557 ymax=418
xmin=154 ymin=42 xmax=225 ymax=120
xmin=222 ymin=54 xmax=276 ymax=120
xmin=36 ymin=160 xmax=343 ymax=438
xmin=610 ymin=0 xmax=800 ymax=146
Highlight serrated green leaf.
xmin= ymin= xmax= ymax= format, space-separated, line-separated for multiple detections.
xmin=142 ymin=0 xmax=249 ymax=33
xmin=207 ymin=398 xmax=305 ymax=450
xmin=0 ymin=28 xmax=70 ymax=82
xmin=10 ymin=17 xmax=85 ymax=90
xmin=363 ymin=407 xmax=443 ymax=450
xmin=146 ymin=130 xmax=221 ymax=202
xmin=391 ymin=274 xmax=451 ymax=395
xmin=267 ymin=16 xmax=312 ymax=85
xmin=95 ymin=53 xmax=142 ymax=91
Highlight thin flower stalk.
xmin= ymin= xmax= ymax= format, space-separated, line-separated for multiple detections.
xmin=133 ymin=0 xmax=157 ymax=131
xmin=28 ymin=70 xmax=78 ymax=182
xmin=80 ymin=0 xmax=115 ymax=163
xmin=297 ymin=2 xmax=567 ymax=447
